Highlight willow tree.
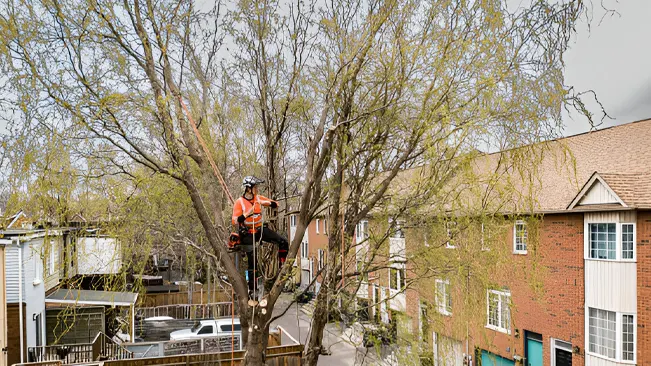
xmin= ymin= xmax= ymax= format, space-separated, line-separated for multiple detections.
xmin=0 ymin=0 xmax=603 ymax=365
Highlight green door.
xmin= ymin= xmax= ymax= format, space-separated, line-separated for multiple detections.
xmin=526 ymin=332 xmax=543 ymax=366
xmin=481 ymin=350 xmax=515 ymax=366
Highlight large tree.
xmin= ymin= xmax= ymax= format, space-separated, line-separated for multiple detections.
xmin=0 ymin=0 xmax=603 ymax=365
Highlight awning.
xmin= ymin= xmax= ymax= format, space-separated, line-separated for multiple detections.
xmin=46 ymin=288 xmax=138 ymax=307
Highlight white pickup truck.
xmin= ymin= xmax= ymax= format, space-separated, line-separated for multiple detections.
xmin=169 ymin=318 xmax=241 ymax=341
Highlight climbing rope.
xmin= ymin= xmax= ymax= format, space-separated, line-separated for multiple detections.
xmin=177 ymin=96 xmax=238 ymax=362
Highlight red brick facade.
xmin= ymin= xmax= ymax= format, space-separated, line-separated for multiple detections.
xmin=396 ymin=213 xmax=587 ymax=364
xmin=637 ymin=210 xmax=651 ymax=364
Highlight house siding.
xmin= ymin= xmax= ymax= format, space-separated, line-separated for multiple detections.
xmin=76 ymin=237 xmax=121 ymax=275
xmin=5 ymin=238 xmax=46 ymax=351
xmin=22 ymin=238 xmax=46 ymax=350
xmin=6 ymin=244 xmax=20 ymax=303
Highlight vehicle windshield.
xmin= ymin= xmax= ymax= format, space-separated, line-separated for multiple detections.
xmin=190 ymin=322 xmax=201 ymax=333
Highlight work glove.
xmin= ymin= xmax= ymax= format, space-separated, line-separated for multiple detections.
xmin=270 ymin=201 xmax=278 ymax=209
xmin=238 ymin=215 xmax=246 ymax=223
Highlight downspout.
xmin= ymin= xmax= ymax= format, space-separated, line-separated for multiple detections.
xmin=17 ymin=238 xmax=24 ymax=364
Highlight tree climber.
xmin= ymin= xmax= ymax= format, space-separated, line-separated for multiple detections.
xmin=232 ymin=176 xmax=289 ymax=295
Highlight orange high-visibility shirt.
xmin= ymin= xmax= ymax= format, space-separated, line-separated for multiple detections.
xmin=232 ymin=194 xmax=276 ymax=231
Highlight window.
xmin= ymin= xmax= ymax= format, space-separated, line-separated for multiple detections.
xmin=589 ymin=223 xmax=616 ymax=260
xmin=419 ymin=303 xmax=427 ymax=335
xmin=197 ymin=325 xmax=213 ymax=335
xmin=622 ymin=314 xmax=635 ymax=361
xmin=435 ymin=279 xmax=451 ymax=315
xmin=622 ymin=224 xmax=634 ymax=259
xmin=486 ymin=290 xmax=510 ymax=333
xmin=290 ymin=215 xmax=297 ymax=228
xmin=514 ymin=220 xmax=527 ymax=254
xmin=588 ymin=308 xmax=616 ymax=359
xmin=390 ymin=218 xmax=405 ymax=238
xmin=587 ymin=308 xmax=636 ymax=362
xmin=390 ymin=266 xmax=405 ymax=291
xmin=317 ymin=249 xmax=325 ymax=270
xmin=301 ymin=242 xmax=308 ymax=259
xmin=356 ymin=220 xmax=369 ymax=241
xmin=33 ymin=250 xmax=42 ymax=285
xmin=323 ymin=219 xmax=328 ymax=235
xmin=445 ymin=221 xmax=456 ymax=248
xmin=47 ymin=241 xmax=55 ymax=276
xmin=220 ymin=324 xmax=242 ymax=332
xmin=316 ymin=219 xmax=320 ymax=234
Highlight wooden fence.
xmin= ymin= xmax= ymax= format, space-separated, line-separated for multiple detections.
xmin=102 ymin=344 xmax=303 ymax=366
xmin=140 ymin=289 xmax=229 ymax=307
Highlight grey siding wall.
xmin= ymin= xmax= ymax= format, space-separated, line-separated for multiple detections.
xmin=6 ymin=244 xmax=20 ymax=303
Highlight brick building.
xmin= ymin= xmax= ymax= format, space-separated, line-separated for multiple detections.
xmin=288 ymin=211 xmax=329 ymax=291
xmin=359 ymin=119 xmax=651 ymax=366
xmin=289 ymin=119 xmax=651 ymax=365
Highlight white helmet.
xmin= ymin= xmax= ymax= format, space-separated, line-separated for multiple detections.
xmin=242 ymin=176 xmax=264 ymax=189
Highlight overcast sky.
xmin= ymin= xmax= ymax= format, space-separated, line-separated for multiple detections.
xmin=562 ymin=0 xmax=651 ymax=136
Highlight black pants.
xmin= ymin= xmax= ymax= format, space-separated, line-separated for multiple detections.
xmin=240 ymin=227 xmax=289 ymax=292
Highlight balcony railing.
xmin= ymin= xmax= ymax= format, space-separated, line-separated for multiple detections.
xmin=27 ymin=332 xmax=133 ymax=364
xmin=136 ymin=302 xmax=235 ymax=320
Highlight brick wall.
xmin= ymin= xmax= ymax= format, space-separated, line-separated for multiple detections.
xmin=637 ymin=210 xmax=651 ymax=364
xmin=406 ymin=213 xmax=585 ymax=365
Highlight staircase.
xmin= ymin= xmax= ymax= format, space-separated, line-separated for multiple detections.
xmin=301 ymin=297 xmax=318 ymax=317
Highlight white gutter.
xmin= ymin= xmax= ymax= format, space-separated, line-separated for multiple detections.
xmin=17 ymin=238 xmax=23 ymax=364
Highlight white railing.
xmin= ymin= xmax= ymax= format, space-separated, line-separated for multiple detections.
xmin=136 ymin=302 xmax=235 ymax=320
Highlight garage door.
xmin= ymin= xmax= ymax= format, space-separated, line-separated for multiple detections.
xmin=434 ymin=333 xmax=463 ymax=366
xmin=481 ymin=350 xmax=515 ymax=366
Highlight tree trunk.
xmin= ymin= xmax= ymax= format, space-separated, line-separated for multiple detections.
xmin=303 ymin=274 xmax=330 ymax=366
xmin=241 ymin=309 xmax=270 ymax=366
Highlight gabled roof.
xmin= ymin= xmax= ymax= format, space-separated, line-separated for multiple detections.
xmin=598 ymin=172 xmax=651 ymax=208
xmin=567 ymin=172 xmax=627 ymax=210
xmin=469 ymin=118 xmax=651 ymax=213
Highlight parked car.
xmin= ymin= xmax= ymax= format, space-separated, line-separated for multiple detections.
xmin=169 ymin=318 xmax=241 ymax=341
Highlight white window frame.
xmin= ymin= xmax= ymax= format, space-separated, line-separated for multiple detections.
xmin=551 ymin=339 xmax=573 ymax=366
xmin=435 ymin=279 xmax=451 ymax=316
xmin=621 ymin=223 xmax=636 ymax=261
xmin=316 ymin=219 xmax=320 ymax=234
xmin=290 ymin=215 xmax=297 ymax=228
xmin=586 ymin=307 xmax=636 ymax=363
xmin=481 ymin=223 xmax=491 ymax=251
xmin=33 ymin=249 xmax=42 ymax=285
xmin=356 ymin=220 xmax=369 ymax=242
xmin=445 ymin=221 xmax=456 ymax=249
xmin=419 ymin=302 xmax=427 ymax=339
xmin=317 ymin=249 xmax=325 ymax=270
xmin=621 ymin=313 xmax=636 ymax=362
xmin=389 ymin=264 xmax=405 ymax=292
xmin=486 ymin=290 xmax=510 ymax=334
xmin=513 ymin=220 xmax=527 ymax=254
xmin=301 ymin=242 xmax=309 ymax=259
xmin=47 ymin=241 xmax=55 ymax=276
xmin=585 ymin=223 xmax=636 ymax=262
